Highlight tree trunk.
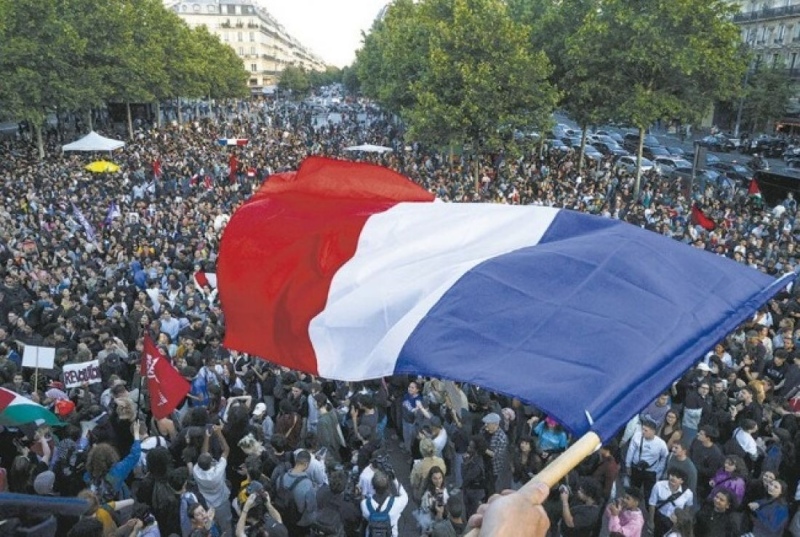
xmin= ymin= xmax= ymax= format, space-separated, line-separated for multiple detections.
xmin=578 ymin=124 xmax=588 ymax=174
xmin=126 ymin=101 xmax=134 ymax=140
xmin=87 ymin=109 xmax=93 ymax=132
xmin=34 ymin=122 xmax=44 ymax=160
xmin=154 ymin=101 xmax=161 ymax=128
xmin=634 ymin=127 xmax=645 ymax=199
xmin=177 ymin=97 xmax=183 ymax=124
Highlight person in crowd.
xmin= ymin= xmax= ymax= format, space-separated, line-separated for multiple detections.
xmin=626 ymin=417 xmax=669 ymax=500
xmin=694 ymin=489 xmax=740 ymax=537
xmin=360 ymin=469 xmax=409 ymax=537
xmin=414 ymin=465 xmax=449 ymax=534
xmin=558 ymin=476 xmax=603 ymax=537
xmin=649 ymin=468 xmax=694 ymax=537
xmin=606 ymin=487 xmax=645 ymax=537
xmin=192 ymin=425 xmax=232 ymax=537
xmin=745 ymin=478 xmax=790 ymax=537
xmin=707 ymin=455 xmax=747 ymax=508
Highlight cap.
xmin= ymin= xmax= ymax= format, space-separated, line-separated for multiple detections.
xmin=33 ymin=471 xmax=55 ymax=495
xmin=482 ymin=412 xmax=501 ymax=425
xmin=696 ymin=362 xmax=712 ymax=372
xmin=544 ymin=416 xmax=558 ymax=427
xmin=252 ymin=402 xmax=267 ymax=417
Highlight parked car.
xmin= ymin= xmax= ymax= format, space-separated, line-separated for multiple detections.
xmin=643 ymin=145 xmax=671 ymax=160
xmin=684 ymin=151 xmax=721 ymax=166
xmin=583 ymin=145 xmax=604 ymax=161
xmin=594 ymin=130 xmax=624 ymax=144
xmin=653 ymin=157 xmax=692 ymax=175
xmin=665 ymin=146 xmax=686 ymax=157
xmin=593 ymin=141 xmax=629 ymax=156
xmin=669 ymin=166 xmax=721 ymax=184
xmin=697 ymin=134 xmax=736 ymax=152
xmin=623 ymin=132 xmax=661 ymax=152
xmin=616 ymin=155 xmax=654 ymax=174
xmin=547 ymin=139 xmax=571 ymax=153
xmin=743 ymin=135 xmax=787 ymax=157
xmin=707 ymin=162 xmax=752 ymax=184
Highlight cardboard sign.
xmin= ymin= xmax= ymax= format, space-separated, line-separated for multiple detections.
xmin=21 ymin=345 xmax=56 ymax=370
xmin=62 ymin=360 xmax=102 ymax=388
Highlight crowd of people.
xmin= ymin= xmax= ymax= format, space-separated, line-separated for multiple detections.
xmin=0 ymin=94 xmax=800 ymax=537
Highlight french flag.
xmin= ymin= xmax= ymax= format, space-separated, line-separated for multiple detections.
xmin=217 ymin=138 xmax=249 ymax=146
xmin=218 ymin=157 xmax=794 ymax=440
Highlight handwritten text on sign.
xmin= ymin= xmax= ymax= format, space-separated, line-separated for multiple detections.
xmin=62 ymin=360 xmax=102 ymax=388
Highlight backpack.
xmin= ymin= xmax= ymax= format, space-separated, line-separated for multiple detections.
xmin=273 ymin=473 xmax=308 ymax=527
xmin=308 ymin=504 xmax=345 ymax=537
xmin=54 ymin=447 xmax=88 ymax=497
xmin=366 ymin=495 xmax=395 ymax=537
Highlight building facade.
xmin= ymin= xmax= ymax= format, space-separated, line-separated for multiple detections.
xmin=165 ymin=0 xmax=327 ymax=91
xmin=731 ymin=0 xmax=800 ymax=125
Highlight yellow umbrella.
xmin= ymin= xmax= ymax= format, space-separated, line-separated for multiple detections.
xmin=85 ymin=160 xmax=120 ymax=173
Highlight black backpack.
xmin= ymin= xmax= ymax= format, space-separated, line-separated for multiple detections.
xmin=273 ymin=473 xmax=308 ymax=527
xmin=308 ymin=504 xmax=345 ymax=537
xmin=366 ymin=496 xmax=394 ymax=537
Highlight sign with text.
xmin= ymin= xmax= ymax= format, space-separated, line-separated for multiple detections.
xmin=62 ymin=360 xmax=102 ymax=388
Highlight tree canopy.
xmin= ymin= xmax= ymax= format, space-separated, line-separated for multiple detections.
xmin=0 ymin=0 xmax=249 ymax=156
xmin=356 ymin=0 xmax=557 ymax=151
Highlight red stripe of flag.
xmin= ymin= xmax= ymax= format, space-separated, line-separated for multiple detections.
xmin=691 ymin=204 xmax=716 ymax=231
xmin=217 ymin=157 xmax=434 ymax=373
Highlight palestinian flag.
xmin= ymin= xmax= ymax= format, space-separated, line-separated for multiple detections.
xmin=749 ymin=178 xmax=762 ymax=199
xmin=0 ymin=387 xmax=62 ymax=426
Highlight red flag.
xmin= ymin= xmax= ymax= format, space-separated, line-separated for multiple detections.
xmin=748 ymin=178 xmax=761 ymax=197
xmin=229 ymin=155 xmax=238 ymax=184
xmin=691 ymin=204 xmax=716 ymax=231
xmin=141 ymin=334 xmax=190 ymax=419
xmin=152 ymin=159 xmax=162 ymax=180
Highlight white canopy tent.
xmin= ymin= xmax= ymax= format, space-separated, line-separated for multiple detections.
xmin=343 ymin=144 xmax=393 ymax=154
xmin=62 ymin=131 xmax=125 ymax=152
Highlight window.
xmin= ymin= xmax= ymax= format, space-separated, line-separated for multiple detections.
xmin=250 ymin=46 xmax=256 ymax=55
xmin=239 ymin=47 xmax=244 ymax=55
xmin=226 ymin=5 xmax=235 ymax=14
xmin=238 ymin=32 xmax=243 ymax=41
xmin=773 ymin=53 xmax=780 ymax=68
xmin=223 ymin=33 xmax=229 ymax=42
xmin=251 ymin=64 xmax=258 ymax=72
xmin=193 ymin=4 xmax=200 ymax=12
xmin=208 ymin=5 xmax=215 ymax=13
xmin=250 ymin=32 xmax=255 ymax=42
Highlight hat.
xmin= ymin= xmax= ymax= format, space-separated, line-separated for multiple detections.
xmin=48 ymin=380 xmax=65 ymax=391
xmin=696 ymin=362 xmax=712 ymax=372
xmin=55 ymin=399 xmax=76 ymax=417
xmin=482 ymin=412 xmax=501 ymax=425
xmin=544 ymin=416 xmax=558 ymax=427
xmin=33 ymin=471 xmax=55 ymax=495
xmin=252 ymin=402 xmax=267 ymax=417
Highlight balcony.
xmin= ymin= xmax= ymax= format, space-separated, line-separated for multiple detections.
xmin=734 ymin=4 xmax=800 ymax=23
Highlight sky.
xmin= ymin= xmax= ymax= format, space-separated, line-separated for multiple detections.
xmin=258 ymin=0 xmax=389 ymax=68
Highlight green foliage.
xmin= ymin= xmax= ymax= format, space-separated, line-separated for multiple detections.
xmin=341 ymin=65 xmax=361 ymax=95
xmin=357 ymin=0 xmax=557 ymax=151
xmin=563 ymin=0 xmax=746 ymax=193
xmin=743 ymin=68 xmax=794 ymax=132
xmin=0 ymin=0 xmax=248 ymax=150
xmin=278 ymin=65 xmax=311 ymax=96
xmin=309 ymin=66 xmax=342 ymax=88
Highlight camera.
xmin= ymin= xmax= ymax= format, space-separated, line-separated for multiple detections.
xmin=558 ymin=484 xmax=571 ymax=495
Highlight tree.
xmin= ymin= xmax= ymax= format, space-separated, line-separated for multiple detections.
xmin=358 ymin=0 xmax=557 ymax=160
xmin=743 ymin=68 xmax=793 ymax=133
xmin=0 ymin=0 xmax=89 ymax=158
xmin=278 ymin=65 xmax=311 ymax=96
xmin=567 ymin=0 xmax=746 ymax=196
xmin=341 ymin=64 xmax=361 ymax=95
